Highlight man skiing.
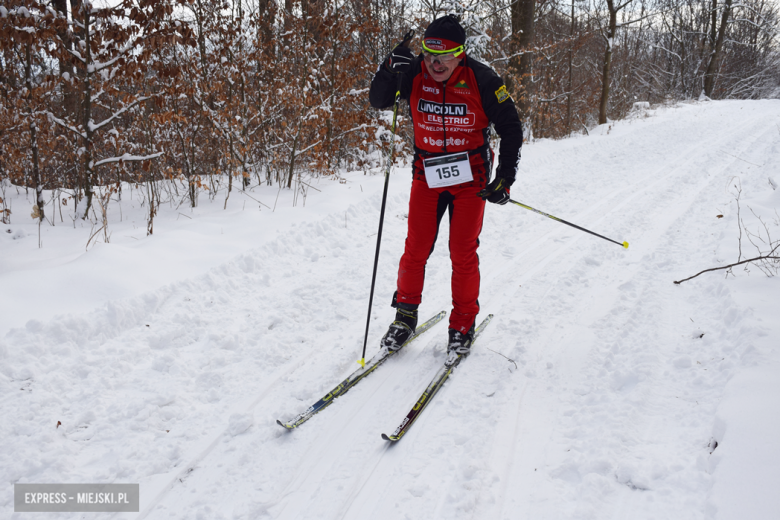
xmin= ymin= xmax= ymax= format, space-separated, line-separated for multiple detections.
xmin=369 ymin=15 xmax=523 ymax=356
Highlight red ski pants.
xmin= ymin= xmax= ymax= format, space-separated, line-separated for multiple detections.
xmin=395 ymin=178 xmax=486 ymax=333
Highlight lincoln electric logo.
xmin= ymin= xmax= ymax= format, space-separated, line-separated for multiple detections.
xmin=417 ymin=99 xmax=475 ymax=126
xmin=418 ymin=99 xmax=467 ymax=116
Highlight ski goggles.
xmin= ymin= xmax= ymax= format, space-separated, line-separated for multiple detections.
xmin=422 ymin=40 xmax=464 ymax=63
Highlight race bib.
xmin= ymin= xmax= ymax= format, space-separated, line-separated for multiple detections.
xmin=423 ymin=152 xmax=473 ymax=188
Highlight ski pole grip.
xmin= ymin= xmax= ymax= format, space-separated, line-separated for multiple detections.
xmin=400 ymin=30 xmax=415 ymax=48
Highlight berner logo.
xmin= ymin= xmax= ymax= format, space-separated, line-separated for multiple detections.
xmin=417 ymin=99 xmax=467 ymax=116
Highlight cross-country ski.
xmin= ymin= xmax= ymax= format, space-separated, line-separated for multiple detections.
xmin=277 ymin=311 xmax=446 ymax=429
xmin=382 ymin=314 xmax=494 ymax=442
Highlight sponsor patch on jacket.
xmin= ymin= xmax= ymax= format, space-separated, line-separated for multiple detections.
xmin=495 ymin=85 xmax=510 ymax=103
xmin=418 ymin=99 xmax=468 ymax=116
xmin=454 ymin=80 xmax=469 ymax=89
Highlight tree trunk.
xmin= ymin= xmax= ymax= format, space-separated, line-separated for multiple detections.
xmin=144 ymin=119 xmax=156 ymax=235
xmin=257 ymin=0 xmax=274 ymax=53
xmin=284 ymin=0 xmax=293 ymax=34
xmin=53 ymin=0 xmax=77 ymax=120
xmin=225 ymin=134 xmax=234 ymax=209
xmin=509 ymin=0 xmax=536 ymax=122
xmin=80 ymin=6 xmax=94 ymax=218
xmin=703 ymin=0 xmax=732 ymax=97
xmin=566 ymin=0 xmax=575 ymax=134
xmin=25 ymin=41 xmax=44 ymax=221
xmin=598 ymin=0 xmax=618 ymax=125
xmin=326 ymin=22 xmax=337 ymax=171
xmin=303 ymin=0 xmax=323 ymax=43
xmin=200 ymin=0 xmax=210 ymax=82
xmin=286 ymin=122 xmax=301 ymax=189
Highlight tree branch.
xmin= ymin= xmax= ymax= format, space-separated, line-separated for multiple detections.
xmin=46 ymin=111 xmax=87 ymax=139
xmin=674 ymin=251 xmax=780 ymax=284
xmin=89 ymin=96 xmax=151 ymax=133
xmin=92 ymin=151 xmax=164 ymax=169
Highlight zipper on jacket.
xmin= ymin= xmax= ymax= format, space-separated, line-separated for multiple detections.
xmin=441 ymin=80 xmax=447 ymax=152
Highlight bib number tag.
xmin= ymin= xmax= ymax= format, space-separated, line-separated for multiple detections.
xmin=423 ymin=152 xmax=473 ymax=188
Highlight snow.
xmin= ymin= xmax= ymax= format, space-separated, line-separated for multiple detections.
xmin=2 ymin=100 xmax=780 ymax=519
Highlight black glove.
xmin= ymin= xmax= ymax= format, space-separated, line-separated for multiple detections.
xmin=385 ymin=44 xmax=413 ymax=74
xmin=478 ymin=177 xmax=511 ymax=205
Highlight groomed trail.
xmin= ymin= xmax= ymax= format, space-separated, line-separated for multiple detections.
xmin=2 ymin=100 xmax=779 ymax=520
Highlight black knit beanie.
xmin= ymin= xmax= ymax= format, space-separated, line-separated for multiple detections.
xmin=423 ymin=14 xmax=466 ymax=51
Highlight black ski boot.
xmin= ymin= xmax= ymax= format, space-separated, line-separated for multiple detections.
xmin=447 ymin=323 xmax=475 ymax=356
xmin=381 ymin=306 xmax=418 ymax=352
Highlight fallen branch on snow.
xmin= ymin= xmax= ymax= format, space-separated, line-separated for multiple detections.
xmin=673 ymin=249 xmax=780 ymax=284
xmin=675 ymin=181 xmax=779 ymax=284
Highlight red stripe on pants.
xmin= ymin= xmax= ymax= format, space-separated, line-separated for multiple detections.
xmin=396 ymin=178 xmax=486 ymax=333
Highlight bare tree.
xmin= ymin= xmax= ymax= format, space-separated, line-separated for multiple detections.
xmin=702 ymin=0 xmax=732 ymax=97
xmin=598 ymin=0 xmax=635 ymax=124
xmin=509 ymin=0 xmax=536 ymax=123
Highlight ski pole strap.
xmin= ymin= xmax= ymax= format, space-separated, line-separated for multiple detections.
xmin=509 ymin=199 xmax=629 ymax=249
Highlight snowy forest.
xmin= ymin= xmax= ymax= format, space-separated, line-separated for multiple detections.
xmin=1 ymin=0 xmax=779 ymax=230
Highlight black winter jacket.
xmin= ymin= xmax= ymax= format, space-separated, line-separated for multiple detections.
xmin=369 ymin=54 xmax=523 ymax=185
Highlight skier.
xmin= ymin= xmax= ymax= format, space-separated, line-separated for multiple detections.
xmin=369 ymin=15 xmax=523 ymax=356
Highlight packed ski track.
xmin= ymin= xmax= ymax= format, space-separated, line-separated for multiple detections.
xmin=2 ymin=100 xmax=779 ymax=520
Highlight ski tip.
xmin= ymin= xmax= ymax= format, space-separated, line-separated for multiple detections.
xmin=477 ymin=314 xmax=494 ymax=331
xmin=277 ymin=419 xmax=294 ymax=430
xmin=381 ymin=433 xmax=397 ymax=442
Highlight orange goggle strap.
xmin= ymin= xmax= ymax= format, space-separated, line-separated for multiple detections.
xmin=421 ymin=40 xmax=465 ymax=58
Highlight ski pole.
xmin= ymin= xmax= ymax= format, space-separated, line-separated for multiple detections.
xmin=509 ymin=199 xmax=629 ymax=249
xmin=359 ymin=30 xmax=415 ymax=368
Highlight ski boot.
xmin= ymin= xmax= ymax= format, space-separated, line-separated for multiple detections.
xmin=381 ymin=305 xmax=418 ymax=352
xmin=447 ymin=323 xmax=475 ymax=356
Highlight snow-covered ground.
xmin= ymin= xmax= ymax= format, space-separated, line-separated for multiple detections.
xmin=2 ymin=100 xmax=779 ymax=520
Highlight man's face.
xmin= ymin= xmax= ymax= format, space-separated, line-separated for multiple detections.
xmin=424 ymin=54 xmax=461 ymax=83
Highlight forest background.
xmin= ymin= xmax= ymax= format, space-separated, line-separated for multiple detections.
xmin=1 ymin=0 xmax=779 ymax=235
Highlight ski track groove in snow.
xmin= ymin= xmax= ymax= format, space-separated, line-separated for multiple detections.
xmin=472 ymin=104 xmax=779 ymax=520
xmin=135 ymin=356 xmax=303 ymax=520
xmin=120 ymin=195 xmax=452 ymax=519
xmin=262 ymin=323 xmax=451 ymax=519
xmin=355 ymin=103 xmax=779 ymax=520
xmin=379 ymin=106 xmax=775 ymax=520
